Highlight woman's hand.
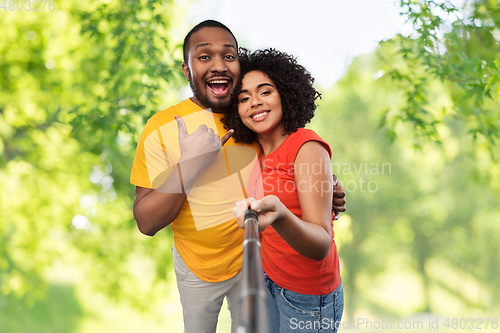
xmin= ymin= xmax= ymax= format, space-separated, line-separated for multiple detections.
xmin=232 ymin=195 xmax=284 ymax=232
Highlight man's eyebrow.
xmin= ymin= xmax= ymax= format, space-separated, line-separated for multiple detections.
xmin=195 ymin=43 xmax=237 ymax=51
xmin=223 ymin=43 xmax=237 ymax=50
xmin=239 ymin=83 xmax=274 ymax=95
xmin=195 ymin=42 xmax=211 ymax=50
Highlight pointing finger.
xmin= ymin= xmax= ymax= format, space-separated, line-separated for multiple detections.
xmin=220 ymin=129 xmax=234 ymax=146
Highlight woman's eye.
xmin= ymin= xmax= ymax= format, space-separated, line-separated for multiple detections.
xmin=239 ymin=97 xmax=249 ymax=103
xmin=261 ymin=91 xmax=270 ymax=96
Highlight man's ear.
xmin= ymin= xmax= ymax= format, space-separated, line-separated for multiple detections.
xmin=182 ymin=62 xmax=190 ymax=81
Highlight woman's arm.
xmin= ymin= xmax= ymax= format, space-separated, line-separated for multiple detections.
xmin=233 ymin=141 xmax=333 ymax=261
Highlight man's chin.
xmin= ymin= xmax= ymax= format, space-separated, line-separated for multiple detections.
xmin=191 ymin=81 xmax=232 ymax=111
xmin=203 ymin=97 xmax=232 ymax=112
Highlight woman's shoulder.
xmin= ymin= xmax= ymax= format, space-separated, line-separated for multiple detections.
xmin=292 ymin=128 xmax=324 ymax=140
xmin=284 ymin=128 xmax=331 ymax=160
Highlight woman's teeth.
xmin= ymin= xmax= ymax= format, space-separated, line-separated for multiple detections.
xmin=251 ymin=112 xmax=268 ymax=119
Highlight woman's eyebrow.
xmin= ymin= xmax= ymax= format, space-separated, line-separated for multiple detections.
xmin=257 ymin=83 xmax=273 ymax=89
xmin=239 ymin=83 xmax=274 ymax=95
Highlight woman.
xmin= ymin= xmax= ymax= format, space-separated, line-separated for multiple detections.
xmin=222 ymin=49 xmax=343 ymax=333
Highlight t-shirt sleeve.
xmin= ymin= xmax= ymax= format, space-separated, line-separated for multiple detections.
xmin=130 ymin=118 xmax=178 ymax=190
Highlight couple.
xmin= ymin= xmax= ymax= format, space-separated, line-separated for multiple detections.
xmin=130 ymin=20 xmax=345 ymax=333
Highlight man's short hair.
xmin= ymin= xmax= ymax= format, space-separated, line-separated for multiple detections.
xmin=183 ymin=20 xmax=238 ymax=63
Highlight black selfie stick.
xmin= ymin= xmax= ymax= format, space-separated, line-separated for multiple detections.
xmin=236 ymin=207 xmax=269 ymax=333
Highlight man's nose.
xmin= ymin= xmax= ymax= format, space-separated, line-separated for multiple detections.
xmin=210 ymin=56 xmax=227 ymax=73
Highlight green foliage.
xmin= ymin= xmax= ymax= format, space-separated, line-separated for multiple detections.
xmin=0 ymin=0 xmax=182 ymax=311
xmin=313 ymin=45 xmax=500 ymax=318
xmin=381 ymin=0 xmax=500 ymax=147
xmin=2 ymin=0 xmax=499 ymax=329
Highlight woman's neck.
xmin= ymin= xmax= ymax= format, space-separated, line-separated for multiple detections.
xmin=258 ymin=131 xmax=290 ymax=158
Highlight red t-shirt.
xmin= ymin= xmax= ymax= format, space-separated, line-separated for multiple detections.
xmin=249 ymin=128 xmax=341 ymax=295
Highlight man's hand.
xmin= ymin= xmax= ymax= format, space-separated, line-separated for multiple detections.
xmin=332 ymin=174 xmax=346 ymax=220
xmin=175 ymin=115 xmax=233 ymax=170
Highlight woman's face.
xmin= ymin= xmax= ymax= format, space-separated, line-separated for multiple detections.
xmin=237 ymin=70 xmax=283 ymax=137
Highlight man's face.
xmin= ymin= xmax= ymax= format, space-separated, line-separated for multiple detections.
xmin=182 ymin=27 xmax=240 ymax=112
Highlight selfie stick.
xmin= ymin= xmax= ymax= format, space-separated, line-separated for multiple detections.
xmin=236 ymin=207 xmax=269 ymax=333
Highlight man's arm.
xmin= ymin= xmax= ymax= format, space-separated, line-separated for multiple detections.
xmin=134 ymin=187 xmax=185 ymax=236
xmin=133 ymin=165 xmax=186 ymax=236
xmin=133 ymin=116 xmax=234 ymax=236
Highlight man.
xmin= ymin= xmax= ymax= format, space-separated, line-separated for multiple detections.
xmin=130 ymin=20 xmax=346 ymax=333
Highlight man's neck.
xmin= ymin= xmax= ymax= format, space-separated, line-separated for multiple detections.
xmin=189 ymin=97 xmax=226 ymax=114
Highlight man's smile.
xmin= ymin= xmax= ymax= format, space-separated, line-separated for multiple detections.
xmin=207 ymin=77 xmax=230 ymax=97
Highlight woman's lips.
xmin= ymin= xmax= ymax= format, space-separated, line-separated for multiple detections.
xmin=250 ymin=111 xmax=270 ymax=121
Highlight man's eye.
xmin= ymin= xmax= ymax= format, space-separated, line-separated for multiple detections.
xmin=225 ymin=55 xmax=235 ymax=60
xmin=199 ymin=55 xmax=209 ymax=60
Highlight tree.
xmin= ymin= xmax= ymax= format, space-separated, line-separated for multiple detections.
xmin=312 ymin=44 xmax=500 ymax=318
xmin=380 ymin=0 xmax=500 ymax=149
xmin=0 ymin=0 xmax=184 ymax=311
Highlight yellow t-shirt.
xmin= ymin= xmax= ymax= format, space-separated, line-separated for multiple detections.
xmin=130 ymin=99 xmax=261 ymax=282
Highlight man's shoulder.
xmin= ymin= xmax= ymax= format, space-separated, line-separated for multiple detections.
xmin=148 ymin=99 xmax=201 ymax=126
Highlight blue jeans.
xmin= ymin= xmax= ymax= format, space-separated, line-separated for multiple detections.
xmin=265 ymin=275 xmax=344 ymax=333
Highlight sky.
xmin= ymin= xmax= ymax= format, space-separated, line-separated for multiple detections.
xmin=175 ymin=0 xmax=414 ymax=88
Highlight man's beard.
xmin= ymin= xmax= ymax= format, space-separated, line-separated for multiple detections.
xmin=189 ymin=74 xmax=232 ymax=113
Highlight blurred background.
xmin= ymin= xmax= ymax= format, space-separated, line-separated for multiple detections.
xmin=1 ymin=0 xmax=499 ymax=332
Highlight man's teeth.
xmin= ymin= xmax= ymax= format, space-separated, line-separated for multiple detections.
xmin=251 ymin=112 xmax=268 ymax=119
xmin=209 ymin=80 xmax=228 ymax=84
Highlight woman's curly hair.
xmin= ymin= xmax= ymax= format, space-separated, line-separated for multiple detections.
xmin=221 ymin=48 xmax=321 ymax=143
